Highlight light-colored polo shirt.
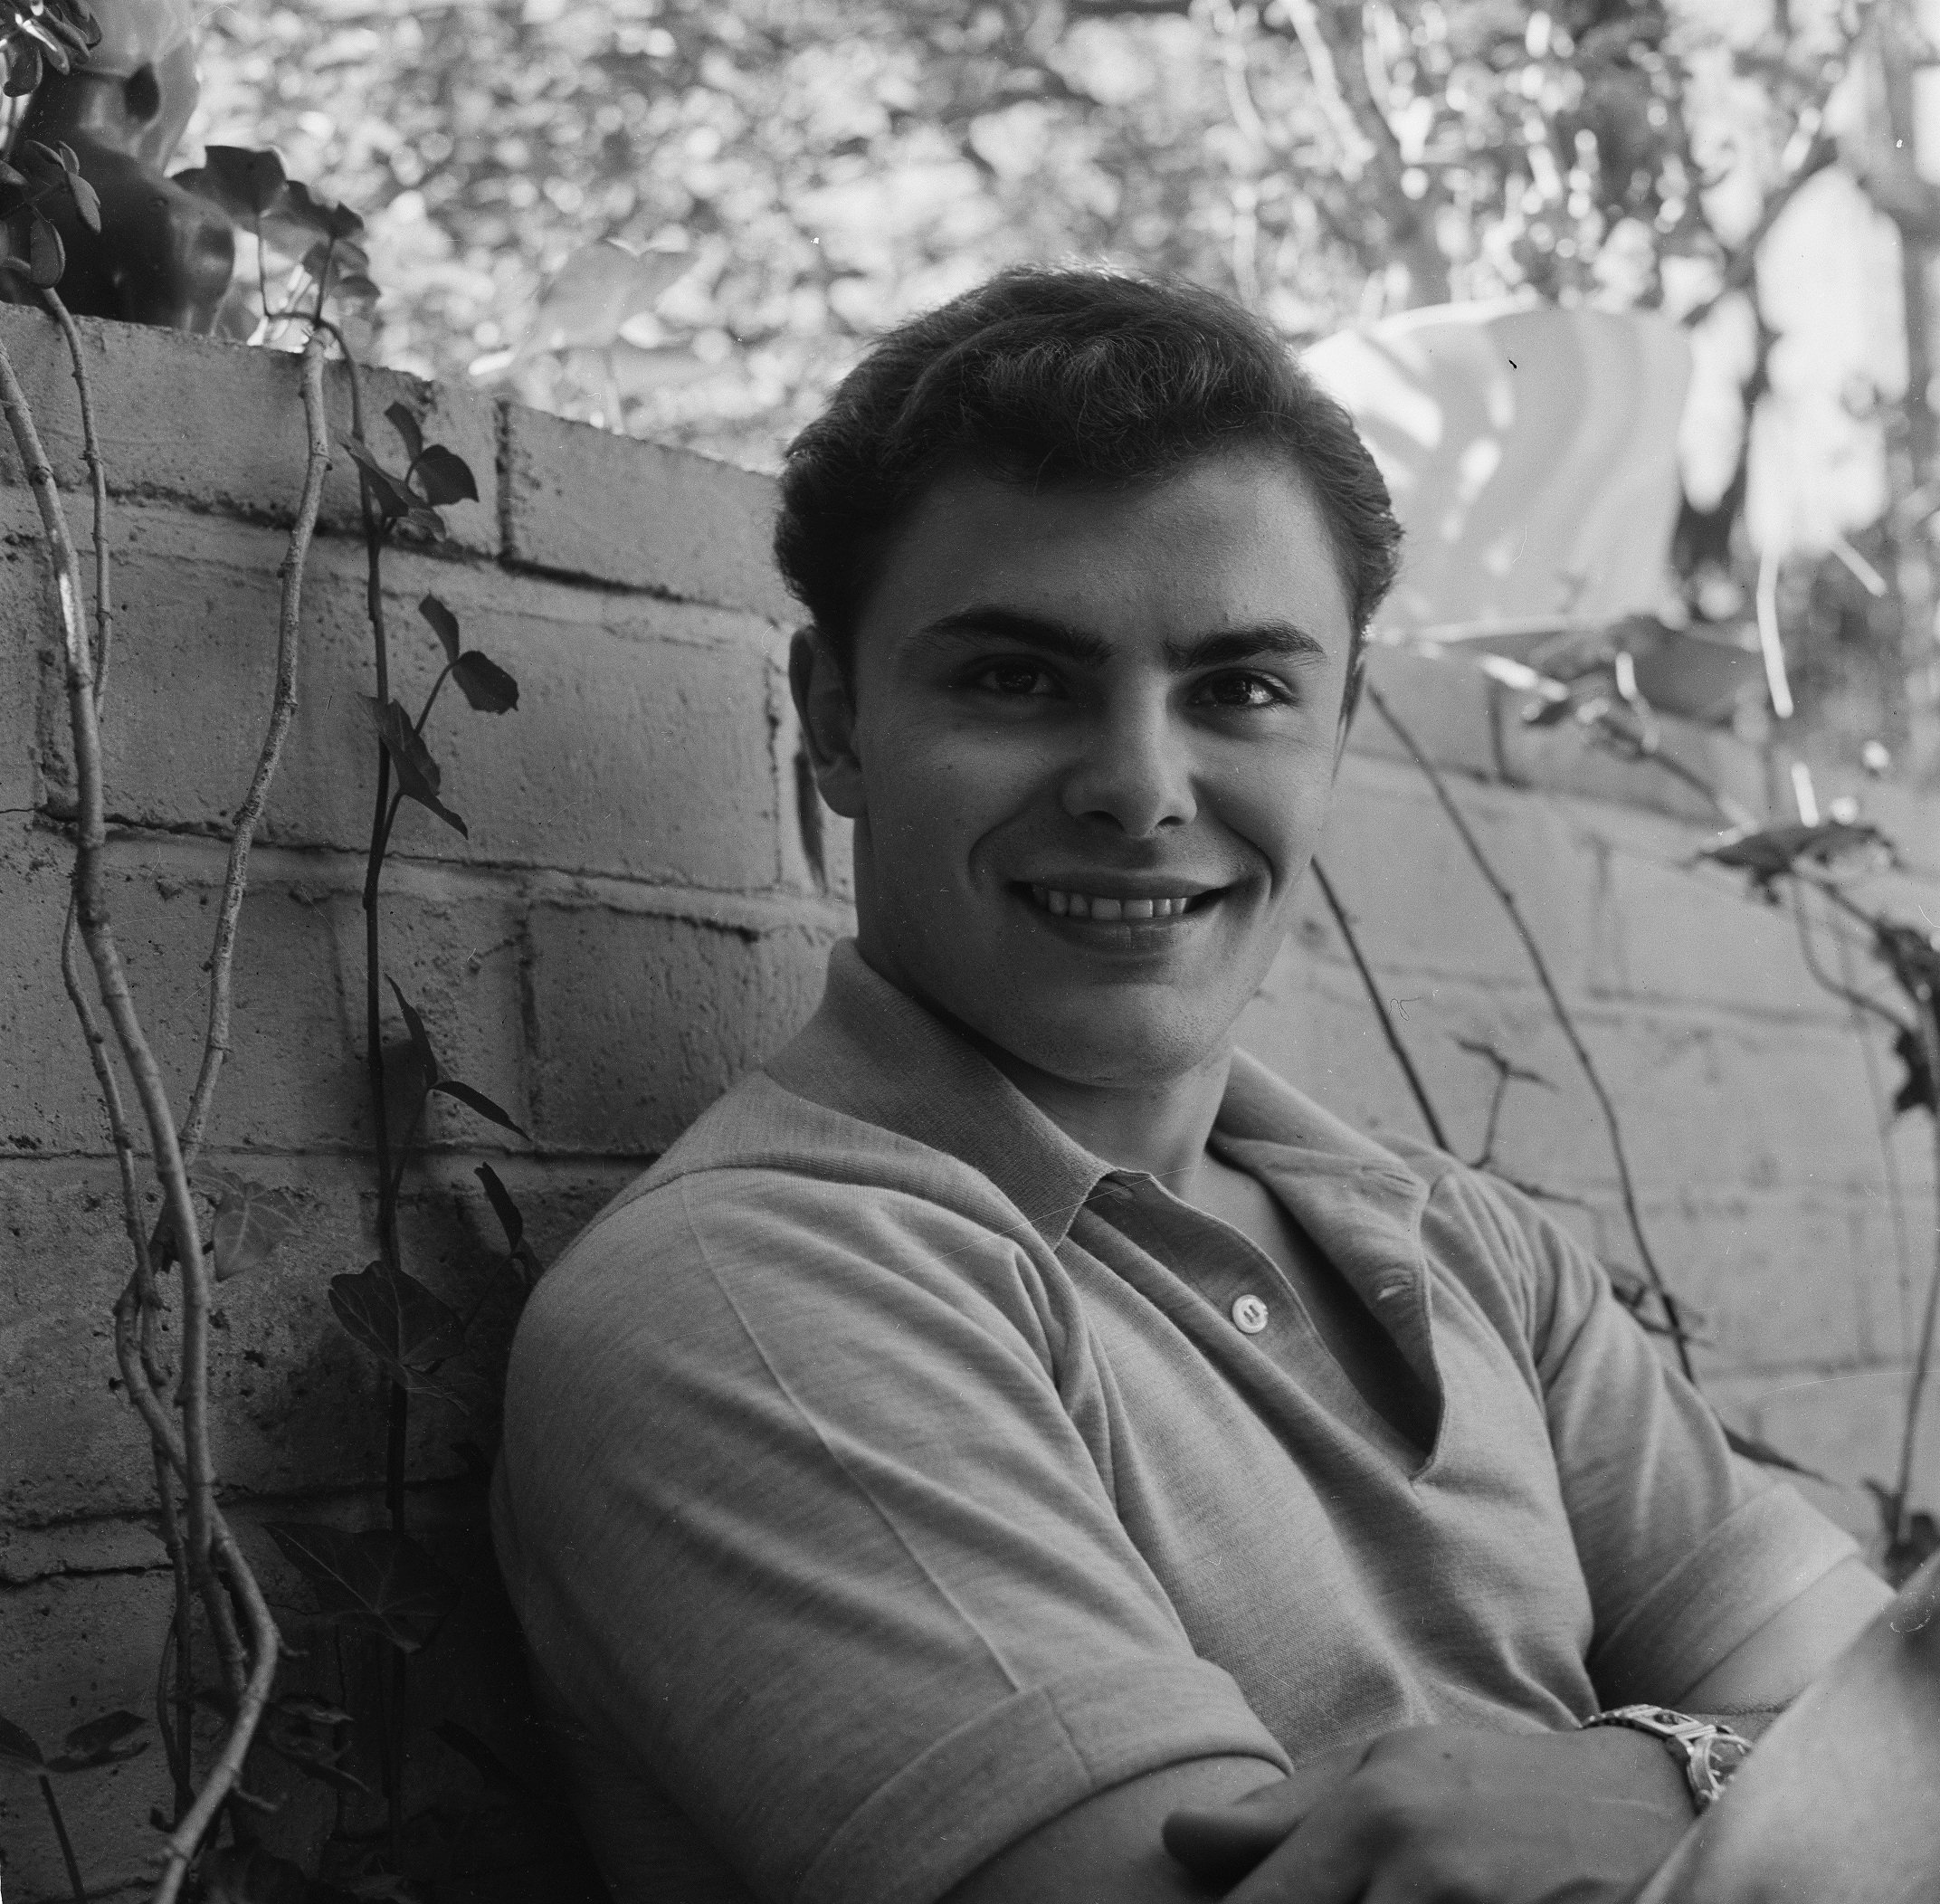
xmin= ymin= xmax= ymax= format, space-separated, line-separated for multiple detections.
xmin=493 ymin=941 xmax=1853 ymax=1904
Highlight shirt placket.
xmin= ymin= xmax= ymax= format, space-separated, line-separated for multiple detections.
xmin=1085 ymin=1170 xmax=1431 ymax=1467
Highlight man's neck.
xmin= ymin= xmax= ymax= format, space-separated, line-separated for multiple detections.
xmin=965 ymin=1027 xmax=1234 ymax=1195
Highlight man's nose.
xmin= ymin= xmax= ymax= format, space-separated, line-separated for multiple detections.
xmin=1058 ymin=700 xmax=1197 ymax=837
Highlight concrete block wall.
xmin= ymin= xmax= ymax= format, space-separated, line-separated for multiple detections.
xmin=2 ymin=305 xmax=1936 ymax=1895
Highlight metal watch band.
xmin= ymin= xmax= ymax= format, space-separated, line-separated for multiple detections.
xmin=1581 ymin=1704 xmax=1754 ymax=1812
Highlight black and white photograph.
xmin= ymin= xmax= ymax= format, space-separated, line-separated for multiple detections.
xmin=4 ymin=1 xmax=1940 ymax=1899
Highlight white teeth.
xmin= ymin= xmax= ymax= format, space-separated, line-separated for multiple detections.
xmin=1029 ymin=886 xmax=1204 ymax=921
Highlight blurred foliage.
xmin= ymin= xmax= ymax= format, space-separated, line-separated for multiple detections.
xmin=185 ymin=0 xmax=1855 ymax=469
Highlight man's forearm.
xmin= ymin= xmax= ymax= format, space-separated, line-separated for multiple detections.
xmin=1676 ymin=1557 xmax=1892 ymax=1715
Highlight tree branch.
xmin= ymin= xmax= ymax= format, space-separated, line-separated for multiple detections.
xmin=1365 ymin=681 xmax=1698 ymax=1384
xmin=1310 ymin=857 xmax=1452 ymax=1151
xmin=4 ymin=304 xmax=290 ymax=1893
xmin=1888 ymin=987 xmax=1940 ymax=1550
xmin=179 ymin=333 xmax=332 ymax=1160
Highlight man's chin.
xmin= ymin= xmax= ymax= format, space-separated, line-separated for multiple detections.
xmin=957 ymin=994 xmax=1232 ymax=1096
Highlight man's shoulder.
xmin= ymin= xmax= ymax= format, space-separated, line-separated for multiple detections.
xmin=600 ymin=1064 xmax=1043 ymax=1242
xmin=514 ymin=1067 xmax=1061 ymax=1366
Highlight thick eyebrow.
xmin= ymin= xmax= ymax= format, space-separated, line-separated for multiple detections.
xmin=913 ymin=606 xmax=1328 ymax=672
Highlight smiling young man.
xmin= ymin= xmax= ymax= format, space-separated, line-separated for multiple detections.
xmin=493 ymin=270 xmax=1888 ymax=1904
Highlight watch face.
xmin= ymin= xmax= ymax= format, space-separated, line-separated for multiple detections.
xmin=1704 ymin=1732 xmax=1754 ymax=1784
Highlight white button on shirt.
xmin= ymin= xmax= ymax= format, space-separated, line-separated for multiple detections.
xmin=1231 ymin=1293 xmax=1270 ymax=1335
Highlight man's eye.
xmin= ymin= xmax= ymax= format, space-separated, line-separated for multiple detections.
xmin=1198 ymin=672 xmax=1292 ymax=709
xmin=970 ymin=661 xmax=1059 ymax=697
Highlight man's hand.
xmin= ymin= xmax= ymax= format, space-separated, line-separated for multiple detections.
xmin=1162 ymin=1723 xmax=1695 ymax=1903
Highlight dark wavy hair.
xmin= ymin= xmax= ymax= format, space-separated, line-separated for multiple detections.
xmin=773 ymin=267 xmax=1401 ymax=719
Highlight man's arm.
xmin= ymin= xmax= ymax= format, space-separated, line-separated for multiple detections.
xmin=946 ymin=1725 xmax=1698 ymax=1904
xmin=944 ymin=1559 xmax=1894 ymax=1903
xmin=1152 ymin=1558 xmax=1895 ymax=1903
xmin=941 ymin=1756 xmax=1283 ymax=1904
xmin=1678 ymin=1554 xmax=1891 ymax=1719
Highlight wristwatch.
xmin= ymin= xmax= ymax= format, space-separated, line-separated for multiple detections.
xmin=1581 ymin=1704 xmax=1754 ymax=1812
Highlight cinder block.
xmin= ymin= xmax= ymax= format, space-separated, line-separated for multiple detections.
xmin=1706 ymin=1363 xmax=1940 ymax=1551
xmin=0 ymin=1518 xmax=167 ymax=1587
xmin=1321 ymin=758 xmax=1599 ymax=993
xmin=0 ymin=1569 xmax=178 ymax=1900
xmin=500 ymin=402 xmax=796 ymax=620
xmin=1238 ymin=935 xmax=1474 ymax=1153
xmin=0 ymin=302 xmax=497 ymax=555
xmin=32 ymin=515 xmax=786 ymax=891
xmin=1638 ymin=1190 xmax=1924 ymax=1373
xmin=3 ymin=836 xmax=364 ymax=1161
xmin=526 ymin=905 xmax=833 ymax=1155
xmin=1586 ymin=822 xmax=1850 ymax=1022
xmin=1470 ymin=1003 xmax=1895 ymax=1205
xmin=1 ymin=1151 xmax=639 ymax=1527
xmin=1345 ymin=643 xmax=1498 ymax=782
xmin=0 ymin=509 xmax=55 ymax=818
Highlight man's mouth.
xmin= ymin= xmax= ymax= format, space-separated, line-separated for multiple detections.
xmin=1022 ymin=883 xmax=1223 ymax=922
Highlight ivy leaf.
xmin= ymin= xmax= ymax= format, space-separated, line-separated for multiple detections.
xmin=418 ymin=593 xmax=461 ymax=666
xmin=361 ymin=695 xmax=468 ymax=837
xmin=400 ymin=503 xmax=448 ymax=540
xmin=340 ymin=435 xmax=417 ymax=524
xmin=474 ymin=1163 xmax=523 ymax=1254
xmin=1876 ymin=920 xmax=1940 ymax=998
xmin=263 ymin=176 xmax=363 ymax=254
xmin=201 ymin=1169 xmax=301 ymax=1282
xmin=475 ymin=1163 xmax=541 ymax=1290
xmin=348 ymin=1879 xmax=427 ymax=1903
xmin=199 ymin=1842 xmax=338 ymax=1904
xmin=385 ymin=977 xmax=441 ymax=1090
xmin=328 ymin=1261 xmax=467 ymax=1402
xmin=434 ymin=1719 xmax=534 ymax=1801
xmin=1698 ymin=820 xmax=1890 ymax=893
xmin=274 ymin=1693 xmax=353 ymax=1727
xmin=300 ymin=236 xmax=370 ymax=285
xmin=412 ymin=443 xmax=479 ymax=508
xmin=27 ymin=211 xmax=62 ymax=287
xmin=1721 ymin=1424 xmax=1825 ymax=1483
xmin=385 ymin=401 xmax=424 ymax=470
xmin=332 ymin=271 xmax=381 ymax=308
xmin=45 ymin=1709 xmax=147 ymax=1773
xmin=263 ymin=1522 xmax=460 ymax=1653
xmin=63 ymin=167 xmax=100 ymax=233
xmin=185 ymin=145 xmax=290 ymax=222
xmin=5 ymin=43 xmax=42 ymax=97
xmin=16 ymin=139 xmax=65 ymax=179
xmin=452 ymin=652 xmax=518 ymax=714
xmin=1893 ymin=1023 xmax=1935 ymax=1119
xmin=0 ymin=1709 xmax=43 ymax=1770
xmin=432 ymin=1078 xmax=528 ymax=1138
xmin=260 ymin=1724 xmax=370 ymax=1795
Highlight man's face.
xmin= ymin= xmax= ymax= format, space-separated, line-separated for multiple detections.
xmin=796 ymin=448 xmax=1355 ymax=1090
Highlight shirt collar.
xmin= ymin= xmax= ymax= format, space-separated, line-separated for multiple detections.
xmin=764 ymin=942 xmax=1111 ymax=1247
xmin=765 ymin=941 xmax=1437 ymax=1261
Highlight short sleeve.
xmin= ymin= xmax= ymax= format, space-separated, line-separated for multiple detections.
xmin=1476 ymin=1174 xmax=1856 ymax=1704
xmin=493 ymin=1168 xmax=1290 ymax=1904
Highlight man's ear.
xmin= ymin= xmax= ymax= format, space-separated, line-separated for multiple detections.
xmin=789 ymin=627 xmax=867 ymax=820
